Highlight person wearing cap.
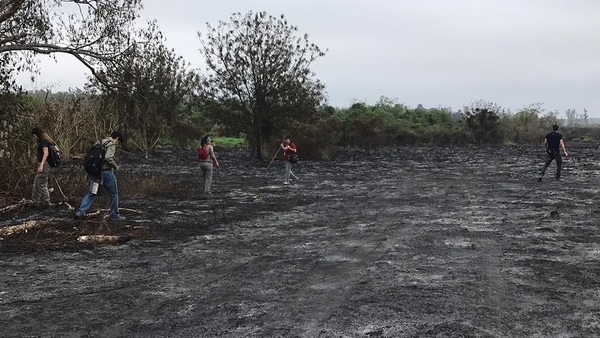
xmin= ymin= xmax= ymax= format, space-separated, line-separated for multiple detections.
xmin=538 ymin=123 xmax=568 ymax=181
xmin=198 ymin=135 xmax=219 ymax=194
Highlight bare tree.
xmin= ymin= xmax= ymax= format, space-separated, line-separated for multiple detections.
xmin=564 ymin=108 xmax=579 ymax=126
xmin=199 ymin=11 xmax=326 ymax=160
xmin=89 ymin=22 xmax=200 ymax=157
xmin=0 ymin=0 xmax=142 ymax=88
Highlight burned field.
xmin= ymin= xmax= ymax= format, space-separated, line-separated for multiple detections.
xmin=1 ymin=143 xmax=600 ymax=337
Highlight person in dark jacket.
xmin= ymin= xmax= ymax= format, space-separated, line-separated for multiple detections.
xmin=538 ymin=124 xmax=568 ymax=182
xmin=31 ymin=127 xmax=58 ymax=208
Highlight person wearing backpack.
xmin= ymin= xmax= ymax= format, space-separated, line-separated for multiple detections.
xmin=198 ymin=135 xmax=219 ymax=194
xmin=74 ymin=131 xmax=126 ymax=222
xmin=31 ymin=127 xmax=60 ymax=209
xmin=281 ymin=136 xmax=298 ymax=185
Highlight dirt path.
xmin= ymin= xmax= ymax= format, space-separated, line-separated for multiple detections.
xmin=1 ymin=144 xmax=599 ymax=337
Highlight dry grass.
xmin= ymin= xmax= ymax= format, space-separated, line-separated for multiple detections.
xmin=121 ymin=173 xmax=189 ymax=199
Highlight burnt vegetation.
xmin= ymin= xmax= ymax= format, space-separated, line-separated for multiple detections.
xmin=1 ymin=4 xmax=599 ymax=248
xmin=1 ymin=4 xmax=600 ymax=336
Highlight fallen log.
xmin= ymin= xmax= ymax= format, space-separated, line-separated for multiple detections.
xmin=0 ymin=220 xmax=45 ymax=237
xmin=77 ymin=235 xmax=132 ymax=244
xmin=1 ymin=199 xmax=74 ymax=214
xmin=83 ymin=208 xmax=142 ymax=218
xmin=0 ymin=199 xmax=28 ymax=214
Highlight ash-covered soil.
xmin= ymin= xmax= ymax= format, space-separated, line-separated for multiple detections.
xmin=1 ymin=143 xmax=600 ymax=337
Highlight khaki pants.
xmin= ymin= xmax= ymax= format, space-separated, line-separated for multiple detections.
xmin=200 ymin=161 xmax=213 ymax=193
xmin=32 ymin=162 xmax=51 ymax=205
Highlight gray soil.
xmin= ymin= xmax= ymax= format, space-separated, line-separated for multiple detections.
xmin=1 ymin=143 xmax=599 ymax=337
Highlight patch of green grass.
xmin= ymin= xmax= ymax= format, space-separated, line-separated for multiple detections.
xmin=582 ymin=136 xmax=595 ymax=142
xmin=212 ymin=137 xmax=246 ymax=148
xmin=156 ymin=135 xmax=246 ymax=149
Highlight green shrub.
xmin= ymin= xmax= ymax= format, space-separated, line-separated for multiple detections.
xmin=294 ymin=116 xmax=343 ymax=160
xmin=212 ymin=137 xmax=246 ymax=148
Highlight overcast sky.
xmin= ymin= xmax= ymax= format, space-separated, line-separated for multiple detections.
xmin=18 ymin=0 xmax=600 ymax=116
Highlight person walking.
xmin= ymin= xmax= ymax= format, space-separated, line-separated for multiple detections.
xmin=74 ymin=131 xmax=126 ymax=222
xmin=31 ymin=127 xmax=58 ymax=208
xmin=198 ymin=135 xmax=219 ymax=194
xmin=281 ymin=136 xmax=298 ymax=185
xmin=538 ymin=123 xmax=568 ymax=182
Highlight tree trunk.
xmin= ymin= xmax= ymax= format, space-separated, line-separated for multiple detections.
xmin=253 ymin=108 xmax=264 ymax=161
xmin=255 ymin=125 xmax=263 ymax=161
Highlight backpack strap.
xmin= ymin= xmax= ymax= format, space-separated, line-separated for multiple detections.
xmin=98 ymin=140 xmax=111 ymax=148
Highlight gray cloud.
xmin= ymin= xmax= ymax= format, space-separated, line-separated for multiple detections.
xmin=18 ymin=0 xmax=600 ymax=116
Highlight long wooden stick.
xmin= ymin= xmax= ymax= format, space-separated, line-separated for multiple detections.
xmin=51 ymin=174 xmax=69 ymax=200
xmin=266 ymin=147 xmax=281 ymax=169
xmin=0 ymin=199 xmax=27 ymax=214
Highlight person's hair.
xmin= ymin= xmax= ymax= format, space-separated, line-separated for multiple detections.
xmin=552 ymin=124 xmax=559 ymax=131
xmin=111 ymin=130 xmax=126 ymax=143
xmin=200 ymin=135 xmax=211 ymax=147
xmin=31 ymin=127 xmax=55 ymax=145
xmin=284 ymin=136 xmax=292 ymax=141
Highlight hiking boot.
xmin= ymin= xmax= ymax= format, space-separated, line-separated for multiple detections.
xmin=73 ymin=213 xmax=84 ymax=221
xmin=108 ymin=216 xmax=127 ymax=223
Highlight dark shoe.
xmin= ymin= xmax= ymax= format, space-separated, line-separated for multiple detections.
xmin=108 ymin=216 xmax=126 ymax=223
xmin=537 ymin=177 xmax=542 ymax=182
xmin=73 ymin=213 xmax=84 ymax=221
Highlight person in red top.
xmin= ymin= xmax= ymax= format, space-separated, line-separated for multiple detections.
xmin=198 ymin=135 xmax=219 ymax=194
xmin=281 ymin=136 xmax=298 ymax=185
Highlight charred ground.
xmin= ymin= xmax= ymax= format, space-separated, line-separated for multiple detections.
xmin=1 ymin=143 xmax=599 ymax=337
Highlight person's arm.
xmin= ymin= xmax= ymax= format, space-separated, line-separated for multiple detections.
xmin=560 ymin=139 xmax=568 ymax=157
xmin=38 ymin=146 xmax=49 ymax=172
xmin=209 ymin=145 xmax=219 ymax=167
xmin=104 ymin=142 xmax=120 ymax=170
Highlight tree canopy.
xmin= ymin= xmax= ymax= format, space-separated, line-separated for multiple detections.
xmin=198 ymin=11 xmax=326 ymax=160
xmin=88 ymin=21 xmax=200 ymax=156
xmin=0 ymin=0 xmax=142 ymax=89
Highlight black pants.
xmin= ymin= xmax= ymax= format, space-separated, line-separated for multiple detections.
xmin=540 ymin=150 xmax=562 ymax=178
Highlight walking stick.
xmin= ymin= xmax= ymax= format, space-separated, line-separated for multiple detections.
xmin=266 ymin=147 xmax=281 ymax=169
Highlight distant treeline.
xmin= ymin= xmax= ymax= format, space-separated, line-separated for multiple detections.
xmin=296 ymin=99 xmax=597 ymax=156
xmin=0 ymin=91 xmax=596 ymax=194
